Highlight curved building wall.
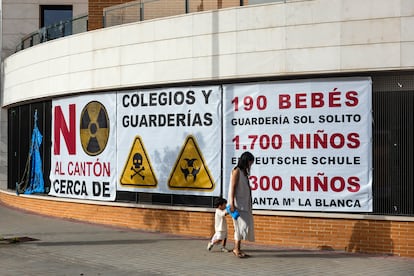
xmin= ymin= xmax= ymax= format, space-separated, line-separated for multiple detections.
xmin=4 ymin=0 xmax=414 ymax=106
xmin=2 ymin=0 xmax=414 ymax=258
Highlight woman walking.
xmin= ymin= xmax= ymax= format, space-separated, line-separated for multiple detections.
xmin=227 ymin=151 xmax=255 ymax=258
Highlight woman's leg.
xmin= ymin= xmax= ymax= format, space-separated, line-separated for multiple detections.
xmin=233 ymin=240 xmax=244 ymax=256
xmin=234 ymin=240 xmax=240 ymax=251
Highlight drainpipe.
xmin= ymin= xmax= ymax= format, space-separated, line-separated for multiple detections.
xmin=140 ymin=1 xmax=144 ymax=21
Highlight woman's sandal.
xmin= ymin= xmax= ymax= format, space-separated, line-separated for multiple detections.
xmin=232 ymin=250 xmax=246 ymax=258
xmin=240 ymin=250 xmax=250 ymax=257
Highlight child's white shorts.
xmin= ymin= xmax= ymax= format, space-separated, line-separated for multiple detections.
xmin=211 ymin=231 xmax=227 ymax=242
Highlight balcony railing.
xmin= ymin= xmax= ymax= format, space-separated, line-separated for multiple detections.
xmin=15 ymin=14 xmax=88 ymax=53
xmin=15 ymin=1 xmax=288 ymax=52
xmin=103 ymin=0 xmax=287 ymax=28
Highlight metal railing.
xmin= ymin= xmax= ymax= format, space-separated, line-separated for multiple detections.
xmin=15 ymin=1 xmax=289 ymax=52
xmin=103 ymin=0 xmax=287 ymax=28
xmin=15 ymin=14 xmax=88 ymax=53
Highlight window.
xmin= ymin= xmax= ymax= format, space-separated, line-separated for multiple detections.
xmin=40 ymin=5 xmax=73 ymax=41
xmin=40 ymin=5 xmax=73 ymax=27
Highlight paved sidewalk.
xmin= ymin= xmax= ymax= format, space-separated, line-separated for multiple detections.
xmin=1 ymin=203 xmax=413 ymax=276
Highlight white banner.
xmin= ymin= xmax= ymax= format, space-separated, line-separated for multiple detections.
xmin=116 ymin=86 xmax=222 ymax=196
xmin=49 ymin=93 xmax=117 ymax=201
xmin=223 ymin=78 xmax=372 ymax=212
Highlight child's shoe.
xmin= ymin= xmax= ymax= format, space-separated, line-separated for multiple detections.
xmin=221 ymin=247 xmax=231 ymax=252
xmin=207 ymin=242 xmax=214 ymax=251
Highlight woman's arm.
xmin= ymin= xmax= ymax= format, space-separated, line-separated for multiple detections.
xmin=228 ymin=168 xmax=239 ymax=212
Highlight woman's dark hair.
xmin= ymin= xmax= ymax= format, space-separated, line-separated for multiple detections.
xmin=236 ymin=151 xmax=255 ymax=176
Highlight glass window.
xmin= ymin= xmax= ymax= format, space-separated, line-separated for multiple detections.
xmin=40 ymin=5 xmax=73 ymax=41
xmin=40 ymin=5 xmax=73 ymax=27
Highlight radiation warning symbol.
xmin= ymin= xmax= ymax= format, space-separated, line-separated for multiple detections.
xmin=80 ymin=101 xmax=110 ymax=156
xmin=120 ymin=136 xmax=157 ymax=188
xmin=168 ymin=135 xmax=215 ymax=191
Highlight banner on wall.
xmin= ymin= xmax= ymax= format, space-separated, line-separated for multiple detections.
xmin=223 ymin=78 xmax=373 ymax=212
xmin=49 ymin=93 xmax=117 ymax=201
xmin=116 ymin=86 xmax=222 ymax=196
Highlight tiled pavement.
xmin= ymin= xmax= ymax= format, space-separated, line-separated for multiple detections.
xmin=1 ymin=203 xmax=413 ymax=276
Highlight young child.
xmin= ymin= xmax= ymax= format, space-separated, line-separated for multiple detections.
xmin=207 ymin=197 xmax=231 ymax=252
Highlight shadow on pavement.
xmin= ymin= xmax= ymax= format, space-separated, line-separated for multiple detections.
xmin=35 ymin=239 xmax=157 ymax=246
xmin=245 ymin=248 xmax=380 ymax=259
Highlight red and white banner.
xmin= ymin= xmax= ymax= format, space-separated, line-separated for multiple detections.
xmin=223 ymin=78 xmax=372 ymax=212
xmin=49 ymin=93 xmax=117 ymax=201
xmin=48 ymin=77 xmax=372 ymax=211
